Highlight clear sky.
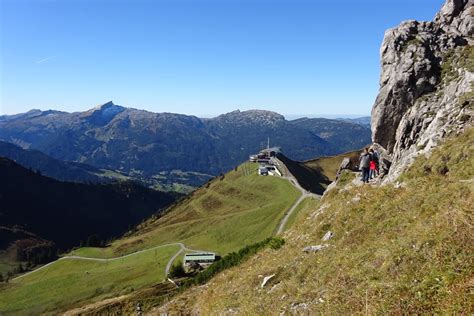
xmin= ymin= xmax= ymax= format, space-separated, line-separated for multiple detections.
xmin=1 ymin=0 xmax=442 ymax=117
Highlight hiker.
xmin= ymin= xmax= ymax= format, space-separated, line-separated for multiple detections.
xmin=372 ymin=147 xmax=380 ymax=175
xmin=369 ymin=149 xmax=377 ymax=179
xmin=359 ymin=148 xmax=371 ymax=183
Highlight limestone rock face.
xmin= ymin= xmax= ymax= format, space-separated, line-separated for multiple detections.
xmin=371 ymin=0 xmax=473 ymax=181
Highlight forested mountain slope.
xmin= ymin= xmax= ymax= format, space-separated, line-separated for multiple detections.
xmin=0 ymin=141 xmax=128 ymax=184
xmin=0 ymin=158 xmax=177 ymax=276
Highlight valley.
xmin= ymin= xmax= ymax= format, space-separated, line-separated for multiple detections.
xmin=0 ymin=158 xmax=322 ymax=314
xmin=0 ymin=158 xmax=178 ymax=280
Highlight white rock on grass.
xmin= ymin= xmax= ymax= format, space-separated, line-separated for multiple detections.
xmin=322 ymin=231 xmax=334 ymax=241
xmin=268 ymin=283 xmax=280 ymax=293
xmin=290 ymin=302 xmax=309 ymax=312
xmin=309 ymin=203 xmax=330 ymax=219
xmin=261 ymin=274 xmax=275 ymax=288
xmin=303 ymin=244 xmax=329 ymax=253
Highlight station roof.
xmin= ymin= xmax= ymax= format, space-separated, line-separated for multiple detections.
xmin=184 ymin=253 xmax=216 ymax=261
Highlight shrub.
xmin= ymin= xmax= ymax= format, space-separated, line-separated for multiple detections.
xmin=400 ymin=36 xmax=422 ymax=52
xmin=433 ymin=155 xmax=450 ymax=175
xmin=423 ymin=164 xmax=432 ymax=174
xmin=86 ymin=234 xmax=101 ymax=247
xmin=268 ymin=237 xmax=285 ymax=250
xmin=169 ymin=260 xmax=186 ymax=278
xmin=181 ymin=237 xmax=285 ymax=288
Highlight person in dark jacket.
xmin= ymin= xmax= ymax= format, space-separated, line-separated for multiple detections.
xmin=359 ymin=148 xmax=371 ymax=183
xmin=372 ymin=148 xmax=380 ymax=175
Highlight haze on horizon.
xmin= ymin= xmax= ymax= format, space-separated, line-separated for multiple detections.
xmin=1 ymin=0 xmax=442 ymax=117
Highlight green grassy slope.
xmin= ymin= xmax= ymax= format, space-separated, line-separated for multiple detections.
xmin=70 ymin=162 xmax=300 ymax=258
xmin=157 ymin=128 xmax=473 ymax=314
xmin=0 ymin=162 xmax=300 ymax=314
xmin=0 ymin=244 xmax=179 ymax=314
xmin=280 ymin=197 xmax=312 ymax=232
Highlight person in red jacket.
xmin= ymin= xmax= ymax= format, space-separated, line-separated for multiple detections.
xmin=369 ymin=149 xmax=377 ymax=180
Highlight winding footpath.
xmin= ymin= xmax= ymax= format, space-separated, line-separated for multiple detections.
xmin=13 ymin=158 xmax=318 ymax=282
xmin=12 ymin=242 xmax=206 ymax=282
xmin=274 ymin=157 xmax=320 ymax=235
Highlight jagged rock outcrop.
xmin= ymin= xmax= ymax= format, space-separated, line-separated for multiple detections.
xmin=371 ymin=0 xmax=473 ymax=181
xmin=334 ymin=153 xmax=361 ymax=180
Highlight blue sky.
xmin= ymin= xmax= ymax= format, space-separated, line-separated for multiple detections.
xmin=1 ymin=0 xmax=442 ymax=117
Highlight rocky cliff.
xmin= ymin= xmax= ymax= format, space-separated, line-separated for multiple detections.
xmin=371 ymin=0 xmax=473 ymax=181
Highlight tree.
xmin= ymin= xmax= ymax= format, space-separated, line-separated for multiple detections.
xmin=16 ymin=263 xmax=24 ymax=274
xmin=169 ymin=260 xmax=186 ymax=278
xmin=86 ymin=234 xmax=101 ymax=247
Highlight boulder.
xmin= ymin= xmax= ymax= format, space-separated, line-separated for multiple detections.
xmin=340 ymin=158 xmax=351 ymax=170
xmin=335 ymin=153 xmax=362 ymax=180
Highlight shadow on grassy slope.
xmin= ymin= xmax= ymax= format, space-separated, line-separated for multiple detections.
xmin=277 ymin=150 xmax=360 ymax=194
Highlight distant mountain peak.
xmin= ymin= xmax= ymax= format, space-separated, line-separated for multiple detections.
xmin=93 ymin=101 xmax=115 ymax=110
xmin=26 ymin=109 xmax=43 ymax=114
xmin=82 ymin=101 xmax=125 ymax=124
xmin=215 ymin=109 xmax=285 ymax=126
xmin=89 ymin=101 xmax=123 ymax=113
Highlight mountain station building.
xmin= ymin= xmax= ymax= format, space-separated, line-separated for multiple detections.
xmin=184 ymin=252 xmax=219 ymax=267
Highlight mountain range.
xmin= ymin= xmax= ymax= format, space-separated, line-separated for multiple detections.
xmin=0 ymin=103 xmax=371 ymax=190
